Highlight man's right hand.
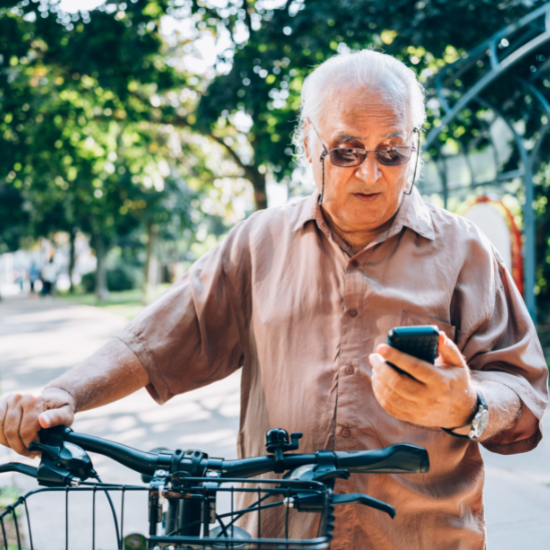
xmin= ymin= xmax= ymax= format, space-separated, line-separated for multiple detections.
xmin=0 ymin=388 xmax=75 ymax=457
xmin=0 ymin=338 xmax=149 ymax=458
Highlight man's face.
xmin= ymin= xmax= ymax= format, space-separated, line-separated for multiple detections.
xmin=304 ymin=86 xmax=414 ymax=235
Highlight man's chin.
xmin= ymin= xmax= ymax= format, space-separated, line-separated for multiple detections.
xmin=340 ymin=212 xmax=386 ymax=233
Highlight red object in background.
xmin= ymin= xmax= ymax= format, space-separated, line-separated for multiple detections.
xmin=465 ymin=195 xmax=523 ymax=297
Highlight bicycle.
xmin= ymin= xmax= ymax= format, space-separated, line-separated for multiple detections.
xmin=0 ymin=425 xmax=429 ymax=549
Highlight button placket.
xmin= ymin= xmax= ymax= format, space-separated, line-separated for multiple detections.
xmin=335 ymin=260 xmax=365 ymax=450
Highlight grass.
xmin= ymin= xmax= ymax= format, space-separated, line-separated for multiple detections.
xmin=0 ymin=485 xmax=20 ymax=509
xmin=0 ymin=485 xmax=24 ymax=549
xmin=61 ymin=284 xmax=171 ymax=320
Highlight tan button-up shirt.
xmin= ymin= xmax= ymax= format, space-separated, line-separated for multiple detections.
xmin=117 ymin=188 xmax=548 ymax=550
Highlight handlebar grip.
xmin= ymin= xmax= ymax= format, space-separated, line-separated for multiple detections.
xmin=336 ymin=444 xmax=429 ymax=474
xmin=0 ymin=463 xmax=39 ymax=478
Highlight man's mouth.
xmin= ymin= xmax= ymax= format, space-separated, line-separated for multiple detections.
xmin=353 ymin=192 xmax=380 ymax=203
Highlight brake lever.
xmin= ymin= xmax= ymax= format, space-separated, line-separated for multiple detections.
xmin=332 ymin=493 xmax=396 ymax=518
xmin=28 ymin=440 xmax=94 ymax=487
xmin=28 ymin=442 xmax=60 ymax=461
xmin=286 ymin=490 xmax=395 ymax=518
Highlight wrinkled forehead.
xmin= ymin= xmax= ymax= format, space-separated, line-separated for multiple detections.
xmin=317 ymin=83 xmax=412 ymax=140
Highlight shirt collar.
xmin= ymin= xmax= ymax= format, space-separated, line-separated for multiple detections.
xmin=292 ymin=191 xmax=323 ymax=232
xmin=392 ymin=187 xmax=435 ymax=241
xmin=293 ymin=187 xmax=435 ymax=243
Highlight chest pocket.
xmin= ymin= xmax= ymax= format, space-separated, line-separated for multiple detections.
xmin=400 ymin=309 xmax=456 ymax=340
xmin=373 ymin=309 xmax=456 ymax=350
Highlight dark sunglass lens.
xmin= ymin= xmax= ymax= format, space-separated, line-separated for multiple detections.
xmin=330 ymin=148 xmax=364 ymax=166
xmin=377 ymin=147 xmax=412 ymax=166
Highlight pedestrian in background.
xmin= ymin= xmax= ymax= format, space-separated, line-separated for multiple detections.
xmin=40 ymin=256 xmax=57 ymax=297
xmin=29 ymin=263 xmax=40 ymax=294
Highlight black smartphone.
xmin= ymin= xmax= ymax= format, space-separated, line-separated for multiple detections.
xmin=385 ymin=325 xmax=440 ymax=375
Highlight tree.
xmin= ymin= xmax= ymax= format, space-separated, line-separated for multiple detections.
xmin=0 ymin=0 xmax=245 ymax=297
xmin=192 ymin=0 xmax=550 ymax=326
xmin=3 ymin=0 xmax=550 ymax=321
xmin=0 ymin=183 xmax=28 ymax=255
xmin=193 ymin=0 xmax=547 ymax=209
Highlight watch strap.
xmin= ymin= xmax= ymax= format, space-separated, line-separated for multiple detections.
xmin=441 ymin=426 xmax=471 ymax=439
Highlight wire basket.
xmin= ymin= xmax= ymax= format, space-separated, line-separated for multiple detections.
xmin=0 ymin=477 xmax=334 ymax=550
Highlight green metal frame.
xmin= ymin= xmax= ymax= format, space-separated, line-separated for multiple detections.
xmin=422 ymin=3 xmax=550 ymax=321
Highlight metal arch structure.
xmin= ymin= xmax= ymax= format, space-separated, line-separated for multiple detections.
xmin=420 ymin=3 xmax=550 ymax=322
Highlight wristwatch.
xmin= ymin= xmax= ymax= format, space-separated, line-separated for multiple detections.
xmin=441 ymin=389 xmax=489 ymax=441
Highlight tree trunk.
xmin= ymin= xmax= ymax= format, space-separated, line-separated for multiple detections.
xmin=142 ymin=221 xmax=158 ymax=305
xmin=93 ymin=231 xmax=109 ymax=301
xmin=246 ymin=168 xmax=267 ymax=211
xmin=68 ymin=227 xmax=77 ymax=294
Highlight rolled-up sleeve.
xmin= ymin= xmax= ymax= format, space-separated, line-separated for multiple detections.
xmin=455 ymin=243 xmax=548 ymax=454
xmin=115 ymin=239 xmax=245 ymax=404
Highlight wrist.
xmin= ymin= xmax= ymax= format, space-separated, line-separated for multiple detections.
xmin=442 ymin=388 xmax=489 ymax=441
xmin=42 ymin=386 xmax=77 ymax=412
xmin=442 ymin=384 xmax=478 ymax=431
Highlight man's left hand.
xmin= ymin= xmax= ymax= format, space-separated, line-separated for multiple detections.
xmin=369 ymin=332 xmax=478 ymax=429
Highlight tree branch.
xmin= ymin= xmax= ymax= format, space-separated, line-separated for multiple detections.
xmin=242 ymin=0 xmax=254 ymax=34
xmin=208 ymin=132 xmax=265 ymax=209
xmin=208 ymin=133 xmax=247 ymax=170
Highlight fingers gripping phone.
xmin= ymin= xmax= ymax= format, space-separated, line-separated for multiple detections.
xmin=386 ymin=325 xmax=440 ymax=375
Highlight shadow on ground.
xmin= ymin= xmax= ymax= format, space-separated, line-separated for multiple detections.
xmin=0 ymin=295 xmax=241 ymax=548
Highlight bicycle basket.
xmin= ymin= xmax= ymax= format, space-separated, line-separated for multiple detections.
xmin=1 ymin=477 xmax=334 ymax=550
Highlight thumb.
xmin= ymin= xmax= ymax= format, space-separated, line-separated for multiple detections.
xmin=436 ymin=332 xmax=466 ymax=367
xmin=38 ymin=405 xmax=74 ymax=430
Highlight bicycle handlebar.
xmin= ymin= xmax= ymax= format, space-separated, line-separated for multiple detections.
xmin=335 ymin=445 xmax=429 ymax=474
xmin=0 ymin=463 xmax=38 ymax=478
xmin=0 ymin=427 xmax=429 ymax=485
xmin=65 ymin=431 xmax=160 ymax=475
xmin=0 ymin=426 xmax=430 ymax=540
xmin=218 ymin=444 xmax=428 ymax=478
xmin=49 ymin=427 xmax=429 ymax=479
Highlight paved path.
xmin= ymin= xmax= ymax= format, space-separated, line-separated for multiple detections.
xmin=0 ymin=296 xmax=241 ymax=549
xmin=1 ymin=295 xmax=549 ymax=549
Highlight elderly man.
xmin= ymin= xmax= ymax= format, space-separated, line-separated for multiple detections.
xmin=0 ymin=50 xmax=548 ymax=549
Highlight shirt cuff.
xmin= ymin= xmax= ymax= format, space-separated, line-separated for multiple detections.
xmin=114 ymin=331 xmax=174 ymax=405
xmin=471 ymin=370 xmax=544 ymax=455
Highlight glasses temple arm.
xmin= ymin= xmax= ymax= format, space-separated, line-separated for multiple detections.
xmin=405 ymin=128 xmax=421 ymax=195
xmin=307 ymin=119 xmax=329 ymax=159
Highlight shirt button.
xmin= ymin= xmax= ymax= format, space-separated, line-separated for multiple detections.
xmin=345 ymin=365 xmax=355 ymax=375
xmin=342 ymin=428 xmax=351 ymax=437
xmin=347 ymin=308 xmax=358 ymax=318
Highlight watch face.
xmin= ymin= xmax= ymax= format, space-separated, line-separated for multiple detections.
xmin=474 ymin=409 xmax=489 ymax=438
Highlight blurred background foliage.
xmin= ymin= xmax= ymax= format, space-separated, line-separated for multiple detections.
xmin=1 ymin=0 xmax=550 ymax=335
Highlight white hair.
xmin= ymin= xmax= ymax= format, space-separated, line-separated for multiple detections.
xmin=294 ymin=49 xmax=426 ymax=173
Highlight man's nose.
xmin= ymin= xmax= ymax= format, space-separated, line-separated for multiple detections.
xmin=355 ymin=152 xmax=381 ymax=183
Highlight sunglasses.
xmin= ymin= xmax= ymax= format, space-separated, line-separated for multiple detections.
xmin=321 ymin=144 xmax=415 ymax=167
xmin=309 ymin=121 xmax=421 ymax=199
xmin=311 ymin=123 xmax=418 ymax=167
